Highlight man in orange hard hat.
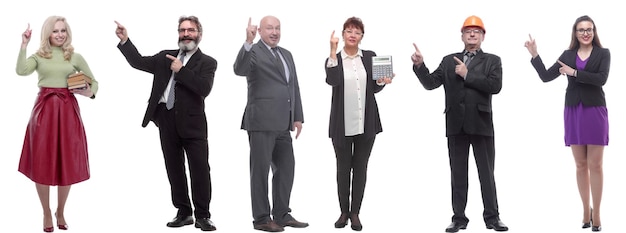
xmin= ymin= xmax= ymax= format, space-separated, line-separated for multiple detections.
xmin=410 ymin=15 xmax=509 ymax=232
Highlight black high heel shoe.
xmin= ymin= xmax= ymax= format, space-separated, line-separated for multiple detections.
xmin=582 ymin=208 xmax=592 ymax=229
xmin=334 ymin=213 xmax=349 ymax=228
xmin=350 ymin=214 xmax=362 ymax=231
xmin=590 ymin=208 xmax=601 ymax=231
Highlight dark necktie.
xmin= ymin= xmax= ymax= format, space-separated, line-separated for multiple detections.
xmin=464 ymin=52 xmax=475 ymax=66
xmin=272 ymin=47 xmax=286 ymax=80
xmin=166 ymin=52 xmax=186 ymax=110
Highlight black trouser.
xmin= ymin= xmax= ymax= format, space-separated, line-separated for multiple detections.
xmin=332 ymin=134 xmax=376 ymax=214
xmin=156 ymin=104 xmax=212 ymax=218
xmin=447 ymin=134 xmax=499 ymax=224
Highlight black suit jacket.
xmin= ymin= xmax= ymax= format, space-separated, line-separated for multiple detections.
xmin=530 ymin=46 xmax=610 ymax=107
xmin=118 ymin=39 xmax=217 ymax=139
xmin=414 ymin=50 xmax=502 ymax=137
xmin=325 ymin=50 xmax=385 ymax=139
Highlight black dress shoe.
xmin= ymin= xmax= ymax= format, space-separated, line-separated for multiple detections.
xmin=253 ymin=220 xmax=284 ymax=232
xmin=167 ymin=216 xmax=194 ymax=227
xmin=592 ymin=225 xmax=602 ymax=232
xmin=334 ymin=213 xmax=349 ymax=228
xmin=445 ymin=222 xmax=467 ymax=232
xmin=582 ymin=222 xmax=591 ymax=228
xmin=195 ymin=218 xmax=216 ymax=231
xmin=280 ymin=218 xmax=309 ymax=228
xmin=486 ymin=220 xmax=509 ymax=231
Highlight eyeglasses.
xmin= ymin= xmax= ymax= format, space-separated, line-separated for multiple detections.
xmin=344 ymin=30 xmax=363 ymax=36
xmin=178 ymin=28 xmax=198 ymax=33
xmin=463 ymin=29 xmax=483 ymax=34
xmin=576 ymin=28 xmax=593 ymax=35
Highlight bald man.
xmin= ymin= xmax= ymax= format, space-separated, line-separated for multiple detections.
xmin=233 ymin=15 xmax=308 ymax=232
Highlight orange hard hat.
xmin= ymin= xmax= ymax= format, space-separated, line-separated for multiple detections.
xmin=461 ymin=15 xmax=485 ymax=33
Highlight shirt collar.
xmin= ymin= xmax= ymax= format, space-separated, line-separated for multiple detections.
xmin=463 ymin=49 xmax=480 ymax=56
xmin=260 ymin=40 xmax=276 ymax=51
xmin=341 ymin=49 xmax=363 ymax=60
xmin=180 ymin=48 xmax=198 ymax=58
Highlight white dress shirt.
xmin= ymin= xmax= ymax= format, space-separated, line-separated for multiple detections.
xmin=327 ymin=49 xmax=367 ymax=136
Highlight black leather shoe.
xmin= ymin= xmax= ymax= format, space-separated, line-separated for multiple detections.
xmin=334 ymin=213 xmax=349 ymax=228
xmin=582 ymin=222 xmax=591 ymax=228
xmin=486 ymin=220 xmax=509 ymax=231
xmin=280 ymin=218 xmax=309 ymax=228
xmin=167 ymin=216 xmax=194 ymax=227
xmin=253 ymin=220 xmax=284 ymax=232
xmin=445 ymin=222 xmax=467 ymax=232
xmin=195 ymin=218 xmax=216 ymax=231
xmin=592 ymin=225 xmax=602 ymax=232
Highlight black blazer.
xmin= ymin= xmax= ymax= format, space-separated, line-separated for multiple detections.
xmin=325 ymin=50 xmax=385 ymax=139
xmin=117 ymin=39 xmax=217 ymax=139
xmin=414 ymin=50 xmax=502 ymax=137
xmin=530 ymin=46 xmax=610 ymax=106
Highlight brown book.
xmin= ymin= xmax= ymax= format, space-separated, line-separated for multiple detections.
xmin=68 ymin=83 xmax=87 ymax=90
xmin=67 ymin=72 xmax=92 ymax=84
xmin=67 ymin=80 xmax=87 ymax=86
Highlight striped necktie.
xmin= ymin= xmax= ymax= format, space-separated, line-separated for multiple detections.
xmin=166 ymin=52 xmax=186 ymax=110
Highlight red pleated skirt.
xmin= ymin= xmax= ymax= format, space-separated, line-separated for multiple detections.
xmin=18 ymin=87 xmax=90 ymax=186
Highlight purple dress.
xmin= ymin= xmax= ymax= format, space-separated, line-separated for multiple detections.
xmin=563 ymin=56 xmax=609 ymax=146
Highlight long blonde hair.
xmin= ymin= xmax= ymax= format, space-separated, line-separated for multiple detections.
xmin=36 ymin=16 xmax=74 ymax=60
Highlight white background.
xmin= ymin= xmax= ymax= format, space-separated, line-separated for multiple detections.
xmin=1 ymin=0 xmax=624 ymax=232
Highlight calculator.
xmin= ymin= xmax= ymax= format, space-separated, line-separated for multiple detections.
xmin=372 ymin=55 xmax=393 ymax=80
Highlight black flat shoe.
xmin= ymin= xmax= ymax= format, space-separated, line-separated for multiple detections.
xmin=166 ymin=216 xmax=194 ymax=227
xmin=445 ymin=222 xmax=467 ymax=232
xmin=195 ymin=218 xmax=217 ymax=231
xmin=486 ymin=220 xmax=509 ymax=231
xmin=334 ymin=213 xmax=349 ymax=228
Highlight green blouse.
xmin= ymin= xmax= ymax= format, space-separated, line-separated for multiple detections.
xmin=16 ymin=46 xmax=98 ymax=95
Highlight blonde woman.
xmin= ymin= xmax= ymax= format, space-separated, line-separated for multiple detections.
xmin=16 ymin=16 xmax=98 ymax=232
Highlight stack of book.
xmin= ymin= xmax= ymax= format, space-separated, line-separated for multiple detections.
xmin=67 ymin=72 xmax=92 ymax=90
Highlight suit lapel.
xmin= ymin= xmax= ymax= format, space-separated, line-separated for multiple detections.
xmin=184 ymin=48 xmax=200 ymax=70
xmin=273 ymin=47 xmax=287 ymax=81
xmin=160 ymin=50 xmax=179 ymax=86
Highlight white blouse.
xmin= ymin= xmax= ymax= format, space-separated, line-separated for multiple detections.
xmin=327 ymin=49 xmax=367 ymax=136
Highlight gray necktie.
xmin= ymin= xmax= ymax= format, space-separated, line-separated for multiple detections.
xmin=272 ymin=47 xmax=286 ymax=80
xmin=166 ymin=52 xmax=186 ymax=110
xmin=464 ymin=52 xmax=475 ymax=66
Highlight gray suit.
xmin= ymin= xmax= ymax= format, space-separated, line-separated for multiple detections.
xmin=233 ymin=40 xmax=304 ymax=225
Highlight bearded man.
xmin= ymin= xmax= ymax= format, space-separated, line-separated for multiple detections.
xmin=115 ymin=16 xmax=218 ymax=231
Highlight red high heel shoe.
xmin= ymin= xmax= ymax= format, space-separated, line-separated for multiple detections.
xmin=55 ymin=212 xmax=68 ymax=230
xmin=43 ymin=226 xmax=54 ymax=232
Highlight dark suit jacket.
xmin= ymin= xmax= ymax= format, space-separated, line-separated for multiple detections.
xmin=325 ymin=50 xmax=385 ymax=139
xmin=117 ymin=39 xmax=217 ymax=139
xmin=414 ymin=50 xmax=502 ymax=137
xmin=233 ymin=40 xmax=304 ymax=131
xmin=530 ymin=46 xmax=610 ymax=107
